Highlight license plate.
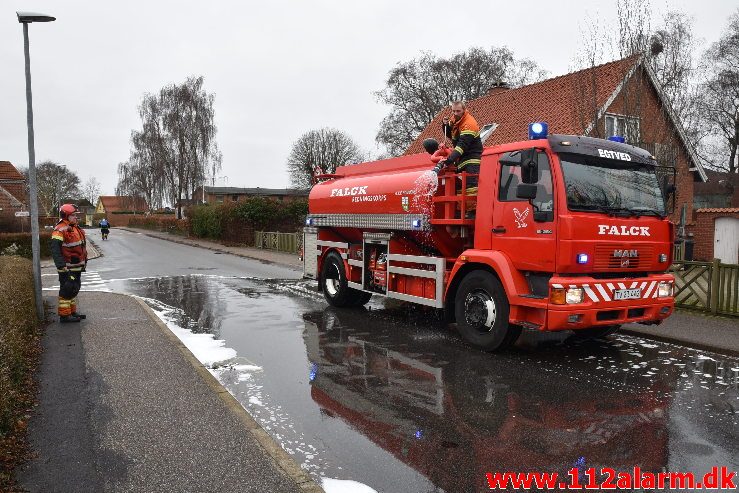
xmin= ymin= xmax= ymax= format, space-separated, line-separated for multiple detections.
xmin=614 ymin=288 xmax=641 ymax=300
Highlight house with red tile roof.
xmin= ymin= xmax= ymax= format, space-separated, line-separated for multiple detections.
xmin=406 ymin=56 xmax=708 ymax=226
xmin=0 ymin=161 xmax=30 ymax=232
xmin=95 ymin=196 xmax=149 ymax=215
xmin=404 ymin=56 xmax=735 ymax=260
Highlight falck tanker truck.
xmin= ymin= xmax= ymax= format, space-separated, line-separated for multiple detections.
xmin=304 ymin=123 xmax=675 ymax=350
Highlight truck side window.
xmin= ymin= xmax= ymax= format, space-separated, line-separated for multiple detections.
xmin=499 ymin=163 xmax=522 ymax=201
xmin=498 ymin=152 xmax=554 ymax=212
xmin=532 ymin=153 xmax=554 ymax=212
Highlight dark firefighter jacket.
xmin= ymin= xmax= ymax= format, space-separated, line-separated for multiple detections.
xmin=442 ymin=110 xmax=483 ymax=171
xmin=51 ymin=219 xmax=87 ymax=272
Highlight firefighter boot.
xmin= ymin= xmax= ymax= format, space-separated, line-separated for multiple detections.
xmin=60 ymin=314 xmax=82 ymax=324
xmin=72 ymin=313 xmax=87 ymax=319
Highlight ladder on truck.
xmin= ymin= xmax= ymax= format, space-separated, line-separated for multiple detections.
xmin=430 ymin=170 xmax=477 ymax=239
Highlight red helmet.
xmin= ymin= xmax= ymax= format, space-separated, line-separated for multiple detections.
xmin=59 ymin=203 xmax=79 ymax=218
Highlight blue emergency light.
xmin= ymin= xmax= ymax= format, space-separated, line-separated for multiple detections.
xmin=528 ymin=122 xmax=548 ymax=140
xmin=412 ymin=219 xmax=422 ymax=228
xmin=608 ymin=136 xmax=626 ymax=143
xmin=577 ymin=253 xmax=589 ymax=264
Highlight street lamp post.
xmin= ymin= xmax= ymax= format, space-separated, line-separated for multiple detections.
xmin=17 ymin=11 xmax=56 ymax=321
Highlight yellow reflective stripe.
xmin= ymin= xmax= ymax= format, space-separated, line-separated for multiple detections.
xmin=454 ymin=146 xmax=464 ymax=155
xmin=66 ymin=265 xmax=84 ymax=270
xmin=459 ymin=130 xmax=479 ymax=137
xmin=52 ymin=232 xmax=64 ymax=240
xmin=62 ymin=240 xmax=83 ymax=247
xmin=465 ymin=187 xmax=479 ymax=195
xmin=457 ymin=159 xmax=481 ymax=170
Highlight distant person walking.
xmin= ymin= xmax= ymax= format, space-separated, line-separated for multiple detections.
xmin=100 ymin=218 xmax=110 ymax=240
xmin=51 ymin=204 xmax=88 ymax=323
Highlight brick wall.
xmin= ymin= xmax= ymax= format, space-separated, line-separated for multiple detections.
xmin=686 ymin=210 xmax=739 ymax=261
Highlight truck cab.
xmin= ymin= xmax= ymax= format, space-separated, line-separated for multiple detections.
xmin=305 ymin=126 xmax=675 ymax=350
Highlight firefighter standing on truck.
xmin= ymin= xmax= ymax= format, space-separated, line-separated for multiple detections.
xmin=434 ymin=101 xmax=483 ymax=194
xmin=51 ymin=204 xmax=88 ymax=323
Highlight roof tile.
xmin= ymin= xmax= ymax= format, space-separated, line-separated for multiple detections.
xmin=406 ymin=57 xmax=637 ymax=154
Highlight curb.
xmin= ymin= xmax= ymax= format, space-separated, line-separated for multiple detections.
xmin=133 ymin=297 xmax=324 ymax=493
xmin=119 ymin=228 xmax=301 ymax=270
xmin=619 ymin=327 xmax=739 ymax=358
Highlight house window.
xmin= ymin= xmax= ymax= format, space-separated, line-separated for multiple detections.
xmin=480 ymin=123 xmax=498 ymax=143
xmin=216 ymin=195 xmax=224 ymax=203
xmin=605 ymin=113 xmax=640 ymax=144
xmin=232 ymin=195 xmax=238 ymax=202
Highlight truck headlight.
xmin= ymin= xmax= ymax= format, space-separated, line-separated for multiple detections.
xmin=566 ymin=287 xmax=585 ymax=304
xmin=657 ymin=281 xmax=673 ymax=298
xmin=551 ymin=287 xmax=584 ymax=304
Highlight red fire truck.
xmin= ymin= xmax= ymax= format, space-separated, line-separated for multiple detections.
xmin=304 ymin=124 xmax=675 ymax=350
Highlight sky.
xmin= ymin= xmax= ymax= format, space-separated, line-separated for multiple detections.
xmin=1 ymin=0 xmax=737 ymax=199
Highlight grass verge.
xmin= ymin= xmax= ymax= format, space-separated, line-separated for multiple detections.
xmin=0 ymin=256 xmax=42 ymax=491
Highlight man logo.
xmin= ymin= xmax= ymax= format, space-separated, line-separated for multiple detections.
xmin=613 ymin=250 xmax=639 ymax=258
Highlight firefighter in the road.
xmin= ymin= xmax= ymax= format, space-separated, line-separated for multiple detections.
xmin=51 ymin=203 xmax=88 ymax=323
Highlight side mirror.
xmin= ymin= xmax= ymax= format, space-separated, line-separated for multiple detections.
xmin=516 ymin=183 xmax=537 ymax=200
xmin=423 ymin=138 xmax=439 ymax=155
xmin=520 ymin=148 xmax=538 ymax=184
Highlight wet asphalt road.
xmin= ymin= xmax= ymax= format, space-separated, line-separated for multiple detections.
xmin=60 ymin=229 xmax=739 ymax=492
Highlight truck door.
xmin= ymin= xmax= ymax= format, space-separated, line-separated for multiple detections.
xmin=492 ymin=150 xmax=557 ymax=271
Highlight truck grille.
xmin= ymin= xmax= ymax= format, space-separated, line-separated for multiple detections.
xmin=594 ymin=245 xmax=653 ymax=270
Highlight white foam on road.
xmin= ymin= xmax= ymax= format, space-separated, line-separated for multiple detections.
xmin=139 ymin=296 xmax=237 ymax=367
xmin=322 ymin=478 xmax=378 ymax=493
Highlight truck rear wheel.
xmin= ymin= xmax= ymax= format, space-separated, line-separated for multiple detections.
xmin=454 ymin=271 xmax=518 ymax=351
xmin=321 ymin=252 xmax=370 ymax=307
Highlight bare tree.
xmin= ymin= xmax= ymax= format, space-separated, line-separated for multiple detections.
xmin=286 ymin=128 xmax=364 ymax=189
xmin=375 ymin=47 xmax=548 ymax=156
xmin=697 ymin=11 xmax=739 ymax=173
xmin=81 ymin=177 xmax=102 ymax=206
xmin=23 ymin=161 xmax=81 ymax=216
xmin=571 ymin=1 xmax=700 ymax=160
xmin=118 ymin=76 xmax=222 ymax=218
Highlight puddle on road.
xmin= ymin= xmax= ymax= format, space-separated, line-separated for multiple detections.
xmin=108 ymin=275 xmax=739 ymax=493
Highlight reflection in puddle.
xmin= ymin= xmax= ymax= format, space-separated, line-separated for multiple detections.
xmin=110 ymin=275 xmax=739 ymax=493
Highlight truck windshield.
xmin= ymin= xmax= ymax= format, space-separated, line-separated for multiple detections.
xmin=558 ymin=153 xmax=666 ymax=217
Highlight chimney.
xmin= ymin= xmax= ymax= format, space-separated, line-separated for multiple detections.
xmin=487 ymin=81 xmax=510 ymax=95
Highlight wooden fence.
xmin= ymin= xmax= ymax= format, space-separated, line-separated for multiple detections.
xmin=670 ymin=259 xmax=739 ymax=316
xmin=255 ymin=231 xmax=302 ymax=254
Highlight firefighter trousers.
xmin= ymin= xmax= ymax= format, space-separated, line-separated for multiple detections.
xmin=58 ymin=270 xmax=82 ymax=317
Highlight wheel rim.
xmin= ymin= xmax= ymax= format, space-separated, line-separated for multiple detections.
xmin=464 ymin=289 xmax=496 ymax=332
xmin=325 ymin=262 xmax=341 ymax=297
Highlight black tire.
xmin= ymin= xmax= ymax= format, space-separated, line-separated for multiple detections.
xmin=321 ymin=252 xmax=369 ymax=307
xmin=348 ymin=290 xmax=372 ymax=307
xmin=571 ymin=325 xmax=620 ymax=340
xmin=454 ymin=271 xmax=514 ymax=351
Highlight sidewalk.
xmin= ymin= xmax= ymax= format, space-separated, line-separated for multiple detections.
xmin=120 ymin=227 xmax=301 ymax=269
xmin=17 ymin=291 xmax=322 ymax=493
xmin=622 ymin=310 xmax=739 ymax=357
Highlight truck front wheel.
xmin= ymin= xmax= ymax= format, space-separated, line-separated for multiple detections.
xmin=454 ymin=271 xmax=519 ymax=351
xmin=321 ymin=252 xmax=370 ymax=307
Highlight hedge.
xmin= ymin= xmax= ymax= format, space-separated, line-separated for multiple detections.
xmin=128 ymin=216 xmax=189 ymax=235
xmin=189 ymin=198 xmax=308 ymax=243
xmin=0 ymin=232 xmax=53 ymax=259
xmin=0 ymin=256 xmax=41 ymax=487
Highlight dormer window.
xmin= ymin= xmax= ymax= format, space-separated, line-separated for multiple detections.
xmin=480 ymin=123 xmax=499 ymax=143
xmin=605 ymin=113 xmax=640 ymax=144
